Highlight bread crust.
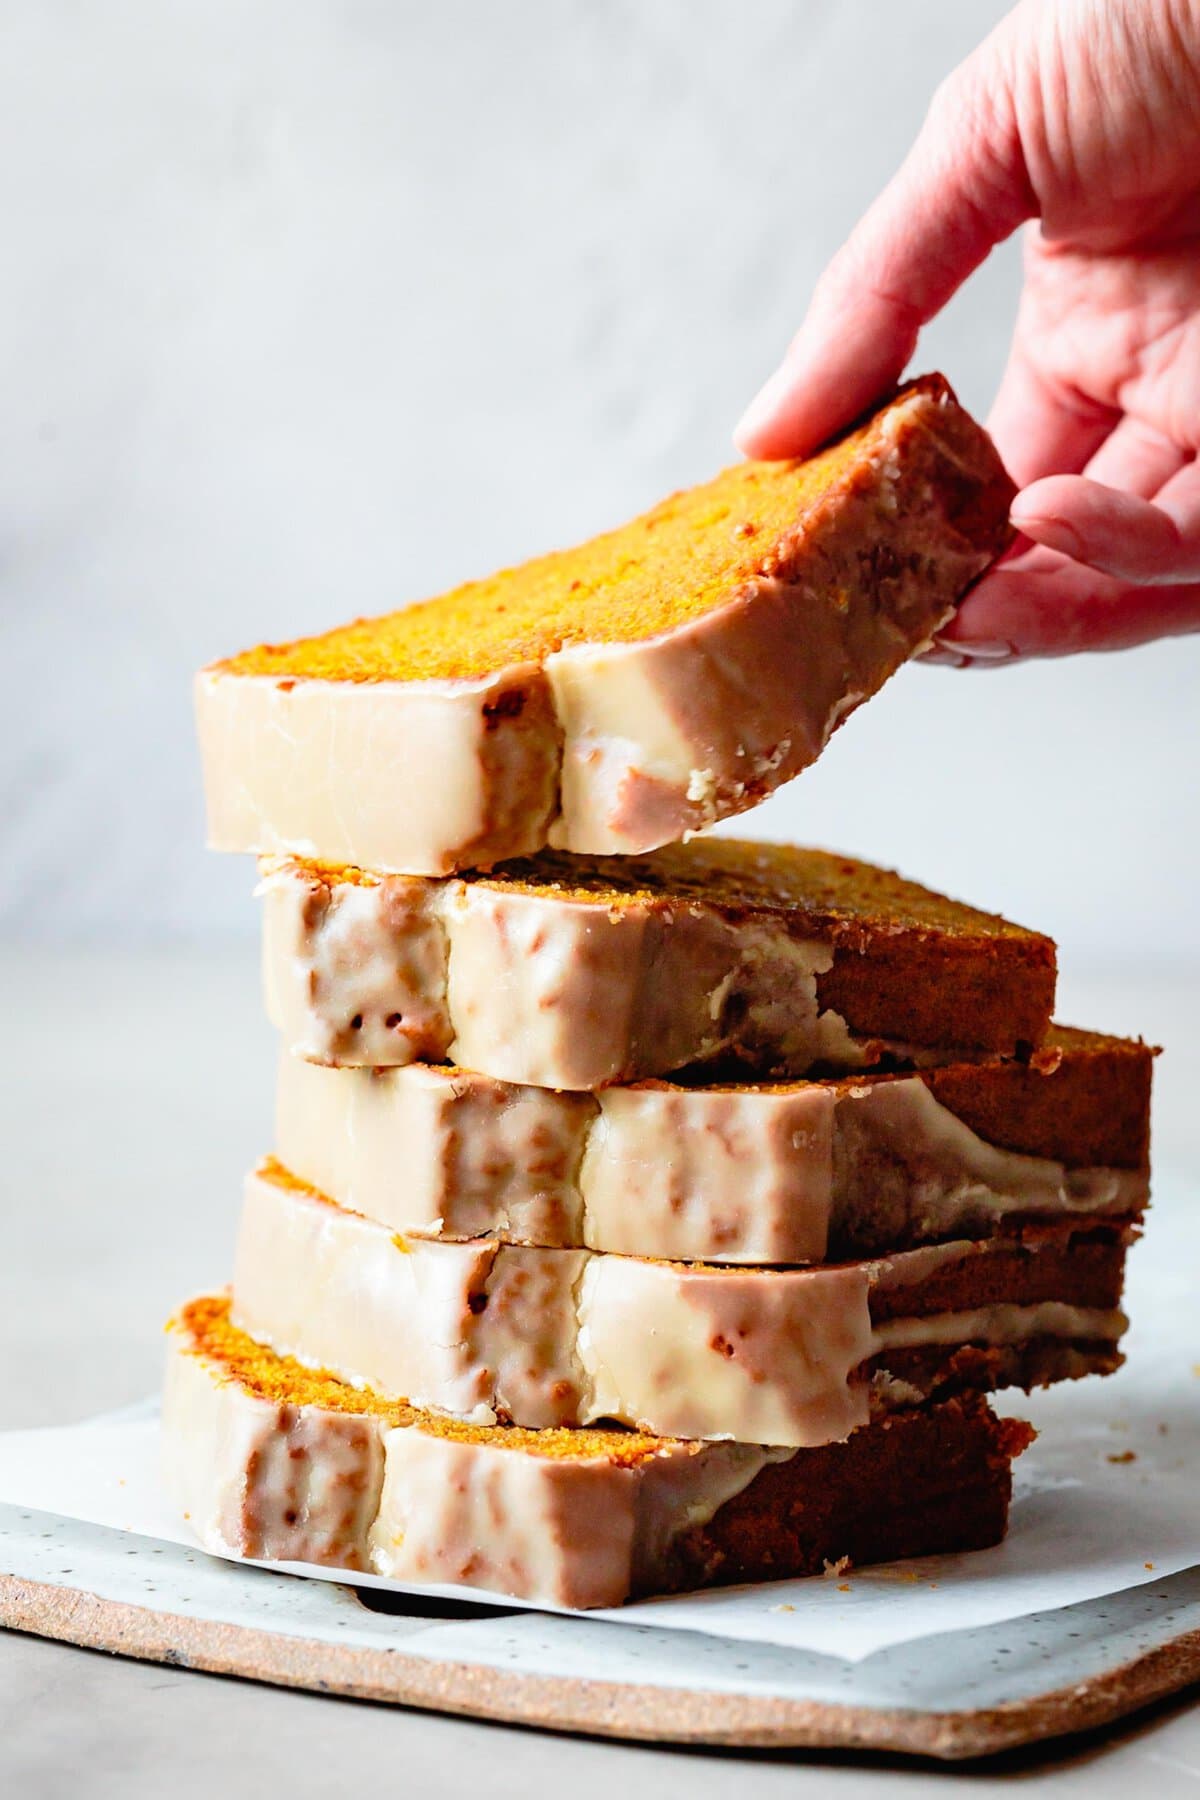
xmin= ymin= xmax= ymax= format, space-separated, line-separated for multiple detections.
xmin=919 ymin=1026 xmax=1155 ymax=1168
xmin=663 ymin=1398 xmax=1033 ymax=1597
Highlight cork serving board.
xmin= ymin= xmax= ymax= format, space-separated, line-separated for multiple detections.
xmin=2 ymin=1503 xmax=1197 ymax=1759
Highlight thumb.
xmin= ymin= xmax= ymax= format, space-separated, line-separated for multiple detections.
xmin=736 ymin=24 xmax=1035 ymax=458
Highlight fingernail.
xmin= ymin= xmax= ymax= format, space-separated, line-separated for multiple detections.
xmin=929 ymin=633 xmax=1015 ymax=659
xmin=956 ymin=640 xmax=1019 ymax=660
xmin=926 ymin=633 xmax=1019 ymax=668
xmin=919 ymin=647 xmax=972 ymax=669
xmin=734 ymin=365 xmax=792 ymax=451
xmin=1009 ymin=503 xmax=1085 ymax=562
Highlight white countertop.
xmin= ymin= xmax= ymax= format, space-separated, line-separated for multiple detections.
xmin=1 ymin=945 xmax=1197 ymax=1793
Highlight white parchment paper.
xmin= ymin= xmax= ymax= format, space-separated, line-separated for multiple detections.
xmin=1 ymin=1178 xmax=1195 ymax=1663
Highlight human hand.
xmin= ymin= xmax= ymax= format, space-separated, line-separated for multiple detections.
xmin=735 ymin=0 xmax=1200 ymax=663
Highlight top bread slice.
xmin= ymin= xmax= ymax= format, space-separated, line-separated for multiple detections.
xmin=198 ymin=375 xmax=1014 ymax=875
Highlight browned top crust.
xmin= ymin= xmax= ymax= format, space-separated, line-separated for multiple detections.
xmin=478 ymin=839 xmax=1038 ymax=939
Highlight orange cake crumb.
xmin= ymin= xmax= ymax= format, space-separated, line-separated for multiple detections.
xmin=172 ymin=1293 xmax=681 ymax=1466
xmin=212 ymin=377 xmax=999 ymax=687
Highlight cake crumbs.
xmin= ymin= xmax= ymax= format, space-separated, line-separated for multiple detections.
xmin=822 ymin=1555 xmax=852 ymax=1579
xmin=1107 ymin=1450 xmax=1137 ymax=1464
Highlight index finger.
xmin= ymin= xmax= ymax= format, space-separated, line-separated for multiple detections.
xmin=736 ymin=33 xmax=1035 ymax=458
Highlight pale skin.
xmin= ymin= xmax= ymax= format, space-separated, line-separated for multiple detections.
xmin=735 ymin=0 xmax=1200 ymax=664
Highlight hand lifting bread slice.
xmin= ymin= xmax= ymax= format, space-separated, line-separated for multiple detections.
xmin=164 ymin=1293 xmax=1033 ymax=1608
xmin=198 ymin=376 xmax=1014 ymax=875
xmin=260 ymin=839 xmax=1056 ymax=1087
xmin=230 ymin=1160 xmax=1131 ymax=1448
xmin=272 ymin=1027 xmax=1153 ymax=1266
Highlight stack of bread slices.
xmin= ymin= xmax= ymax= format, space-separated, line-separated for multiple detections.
xmin=166 ymin=377 xmax=1153 ymax=1609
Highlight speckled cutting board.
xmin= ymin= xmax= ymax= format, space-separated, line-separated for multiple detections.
xmin=1 ymin=1504 xmax=1198 ymax=1756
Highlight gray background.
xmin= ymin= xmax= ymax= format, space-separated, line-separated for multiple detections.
xmin=2 ymin=0 xmax=1197 ymax=957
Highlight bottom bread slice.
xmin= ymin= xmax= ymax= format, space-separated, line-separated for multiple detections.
xmin=164 ymin=1293 xmax=1034 ymax=1609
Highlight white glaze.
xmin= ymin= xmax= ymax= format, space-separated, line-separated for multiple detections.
xmin=261 ymin=856 xmax=847 ymax=1087
xmin=161 ymin=1323 xmax=385 ymax=1571
xmin=197 ymin=662 xmax=559 ymax=877
xmin=162 ymin=1303 xmax=777 ymax=1607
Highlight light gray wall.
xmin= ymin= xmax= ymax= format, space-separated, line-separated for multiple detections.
xmin=1 ymin=0 xmax=1196 ymax=956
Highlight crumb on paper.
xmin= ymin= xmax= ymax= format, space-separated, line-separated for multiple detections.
xmin=1192 ymin=1364 xmax=1200 ymax=1378
xmin=1145 ymin=1561 xmax=1155 ymax=1570
xmin=837 ymin=1583 xmax=852 ymax=1593
xmin=770 ymin=1603 xmax=796 ymax=1614
xmin=822 ymin=1555 xmax=852 ymax=1579
xmin=1107 ymin=1450 xmax=1137 ymax=1464
xmin=1158 ymin=1423 xmax=1169 ymax=1435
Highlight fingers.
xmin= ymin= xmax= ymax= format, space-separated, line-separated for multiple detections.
xmin=735 ymin=33 xmax=1035 ymax=458
xmin=734 ymin=282 xmax=927 ymax=459
xmin=926 ymin=543 xmax=1200 ymax=661
xmin=1012 ymin=466 xmax=1200 ymax=583
xmin=925 ymin=448 xmax=1200 ymax=663
xmin=1082 ymin=415 xmax=1188 ymax=499
xmin=986 ymin=326 xmax=1116 ymax=489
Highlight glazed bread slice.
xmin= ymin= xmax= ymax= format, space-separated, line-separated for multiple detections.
xmin=232 ymin=1161 xmax=1129 ymax=1447
xmin=198 ymin=376 xmax=1014 ymax=874
xmin=164 ymin=1295 xmax=1031 ymax=1608
xmin=274 ymin=1027 xmax=1152 ymax=1266
xmin=261 ymin=840 xmax=1056 ymax=1086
